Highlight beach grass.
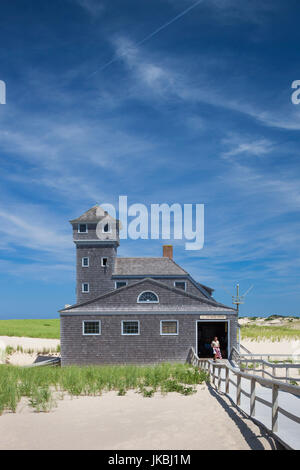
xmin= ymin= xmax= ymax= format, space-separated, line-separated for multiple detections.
xmin=0 ymin=319 xmax=60 ymax=339
xmin=0 ymin=363 xmax=209 ymax=414
xmin=241 ymin=322 xmax=300 ymax=342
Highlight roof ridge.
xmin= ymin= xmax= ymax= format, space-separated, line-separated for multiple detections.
xmin=60 ymin=277 xmax=235 ymax=312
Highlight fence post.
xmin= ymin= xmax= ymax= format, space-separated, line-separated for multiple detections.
xmin=272 ymin=384 xmax=279 ymax=433
xmin=250 ymin=378 xmax=256 ymax=417
xmin=212 ymin=365 xmax=215 ymax=386
xmin=225 ymin=367 xmax=229 ymax=394
xmin=236 ymin=375 xmax=241 ymax=406
xmin=286 ymin=367 xmax=289 ymax=384
xmin=218 ymin=367 xmax=221 ymax=391
xmin=273 ymin=366 xmax=276 ymax=379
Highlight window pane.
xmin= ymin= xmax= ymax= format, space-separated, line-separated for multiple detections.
xmin=123 ymin=321 xmax=139 ymax=335
xmin=82 ymin=257 xmax=89 ymax=266
xmin=161 ymin=321 xmax=177 ymax=334
xmin=84 ymin=321 xmax=100 ymax=334
xmin=79 ymin=224 xmax=87 ymax=233
xmin=175 ymin=282 xmax=186 ymax=290
xmin=138 ymin=291 xmax=158 ymax=302
xmin=116 ymin=281 xmax=127 ymax=289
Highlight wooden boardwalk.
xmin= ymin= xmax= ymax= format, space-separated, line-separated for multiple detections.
xmin=218 ymin=366 xmax=300 ymax=450
xmin=187 ymin=349 xmax=300 ymax=450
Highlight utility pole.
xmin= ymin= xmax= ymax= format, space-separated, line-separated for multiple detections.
xmin=232 ymin=283 xmax=253 ymax=317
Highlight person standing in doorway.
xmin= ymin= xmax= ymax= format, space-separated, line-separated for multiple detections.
xmin=211 ymin=336 xmax=222 ymax=361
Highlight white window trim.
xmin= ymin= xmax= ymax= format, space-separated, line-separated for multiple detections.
xmin=102 ymin=223 xmax=112 ymax=233
xmin=160 ymin=320 xmax=179 ymax=336
xmin=78 ymin=223 xmax=88 ymax=233
xmin=174 ymin=281 xmax=187 ymax=291
xmin=82 ymin=257 xmax=89 ymax=267
xmin=121 ymin=320 xmax=140 ymax=336
xmin=82 ymin=320 xmax=101 ymax=336
xmin=137 ymin=291 xmax=159 ymax=304
xmin=101 ymin=257 xmax=108 ymax=267
xmin=82 ymin=283 xmax=90 ymax=293
xmin=115 ymin=281 xmax=128 ymax=289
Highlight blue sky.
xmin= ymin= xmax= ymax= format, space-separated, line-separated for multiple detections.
xmin=0 ymin=0 xmax=300 ymax=318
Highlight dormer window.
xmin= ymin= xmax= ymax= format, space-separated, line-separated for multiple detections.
xmin=78 ymin=224 xmax=88 ymax=233
xmin=174 ymin=281 xmax=186 ymax=291
xmin=137 ymin=291 xmax=159 ymax=303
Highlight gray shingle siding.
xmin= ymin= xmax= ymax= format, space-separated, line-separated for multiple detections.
xmin=61 ymin=313 xmax=238 ymax=366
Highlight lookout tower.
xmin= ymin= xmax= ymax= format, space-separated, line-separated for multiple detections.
xmin=69 ymin=205 xmax=120 ymax=303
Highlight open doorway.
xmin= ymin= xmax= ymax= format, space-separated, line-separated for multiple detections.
xmin=197 ymin=321 xmax=228 ymax=359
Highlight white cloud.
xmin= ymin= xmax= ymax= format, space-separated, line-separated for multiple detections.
xmin=73 ymin=0 xmax=104 ymax=17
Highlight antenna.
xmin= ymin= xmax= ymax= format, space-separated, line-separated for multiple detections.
xmin=232 ymin=283 xmax=254 ymax=316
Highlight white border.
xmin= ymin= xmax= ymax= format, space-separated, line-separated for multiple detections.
xmin=121 ymin=320 xmax=140 ymax=336
xmin=82 ymin=257 xmax=89 ymax=267
xmin=195 ymin=319 xmax=230 ymax=358
xmin=82 ymin=320 xmax=101 ymax=336
xmin=137 ymin=291 xmax=159 ymax=303
xmin=160 ymin=320 xmax=179 ymax=336
xmin=115 ymin=281 xmax=128 ymax=289
xmin=82 ymin=283 xmax=90 ymax=293
xmin=78 ymin=223 xmax=88 ymax=233
xmin=174 ymin=281 xmax=187 ymax=291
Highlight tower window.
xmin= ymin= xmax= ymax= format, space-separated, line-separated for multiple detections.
xmin=78 ymin=224 xmax=88 ymax=233
xmin=102 ymin=223 xmax=111 ymax=233
xmin=82 ymin=257 xmax=89 ymax=267
xmin=101 ymin=257 xmax=108 ymax=267
xmin=82 ymin=283 xmax=89 ymax=293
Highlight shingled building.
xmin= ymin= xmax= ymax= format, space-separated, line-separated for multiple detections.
xmin=59 ymin=205 xmax=237 ymax=365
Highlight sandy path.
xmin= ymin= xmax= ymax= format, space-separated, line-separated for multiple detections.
xmin=0 ymin=386 xmax=275 ymax=450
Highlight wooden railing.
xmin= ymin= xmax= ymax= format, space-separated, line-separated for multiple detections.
xmin=187 ymin=347 xmax=300 ymax=438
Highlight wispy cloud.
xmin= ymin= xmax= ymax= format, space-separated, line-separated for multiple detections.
xmin=73 ymin=0 xmax=105 ymax=17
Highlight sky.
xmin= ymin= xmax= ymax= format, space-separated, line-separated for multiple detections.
xmin=0 ymin=0 xmax=300 ymax=318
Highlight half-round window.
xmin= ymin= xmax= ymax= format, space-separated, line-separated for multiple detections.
xmin=138 ymin=291 xmax=159 ymax=303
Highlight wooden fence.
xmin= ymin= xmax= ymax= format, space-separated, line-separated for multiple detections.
xmin=187 ymin=347 xmax=300 ymax=437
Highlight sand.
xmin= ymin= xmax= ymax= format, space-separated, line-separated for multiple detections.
xmin=0 ymin=387 xmax=275 ymax=450
xmin=241 ymin=339 xmax=300 ymax=356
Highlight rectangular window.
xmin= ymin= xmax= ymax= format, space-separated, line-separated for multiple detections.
xmin=122 ymin=321 xmax=139 ymax=335
xmin=174 ymin=281 xmax=186 ymax=291
xmin=82 ymin=257 xmax=89 ymax=267
xmin=101 ymin=257 xmax=108 ymax=267
xmin=115 ymin=281 xmax=127 ymax=289
xmin=160 ymin=320 xmax=178 ymax=335
xmin=78 ymin=224 xmax=88 ymax=233
xmin=83 ymin=321 xmax=100 ymax=335
xmin=82 ymin=283 xmax=89 ymax=293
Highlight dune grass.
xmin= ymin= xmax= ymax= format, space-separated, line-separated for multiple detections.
xmin=0 ymin=319 xmax=60 ymax=339
xmin=0 ymin=363 xmax=209 ymax=414
xmin=241 ymin=323 xmax=300 ymax=342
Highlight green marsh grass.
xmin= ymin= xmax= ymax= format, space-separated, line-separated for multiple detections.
xmin=0 ymin=319 xmax=60 ymax=339
xmin=0 ymin=363 xmax=209 ymax=414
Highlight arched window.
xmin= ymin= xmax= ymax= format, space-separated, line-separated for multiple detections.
xmin=137 ymin=291 xmax=159 ymax=303
xmin=103 ymin=223 xmax=110 ymax=233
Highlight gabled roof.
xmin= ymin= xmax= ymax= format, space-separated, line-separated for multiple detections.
xmin=59 ymin=277 xmax=235 ymax=313
xmin=70 ymin=205 xmax=119 ymax=224
xmin=113 ymin=257 xmax=187 ymax=276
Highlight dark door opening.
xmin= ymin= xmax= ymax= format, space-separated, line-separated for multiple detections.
xmin=197 ymin=322 xmax=228 ymax=359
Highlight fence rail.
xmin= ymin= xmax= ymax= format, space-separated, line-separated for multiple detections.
xmin=187 ymin=347 xmax=300 ymax=441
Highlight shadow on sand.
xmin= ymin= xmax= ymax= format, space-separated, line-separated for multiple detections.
xmin=207 ymin=384 xmax=284 ymax=450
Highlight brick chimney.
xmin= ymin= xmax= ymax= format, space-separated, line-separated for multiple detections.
xmin=163 ymin=245 xmax=173 ymax=260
